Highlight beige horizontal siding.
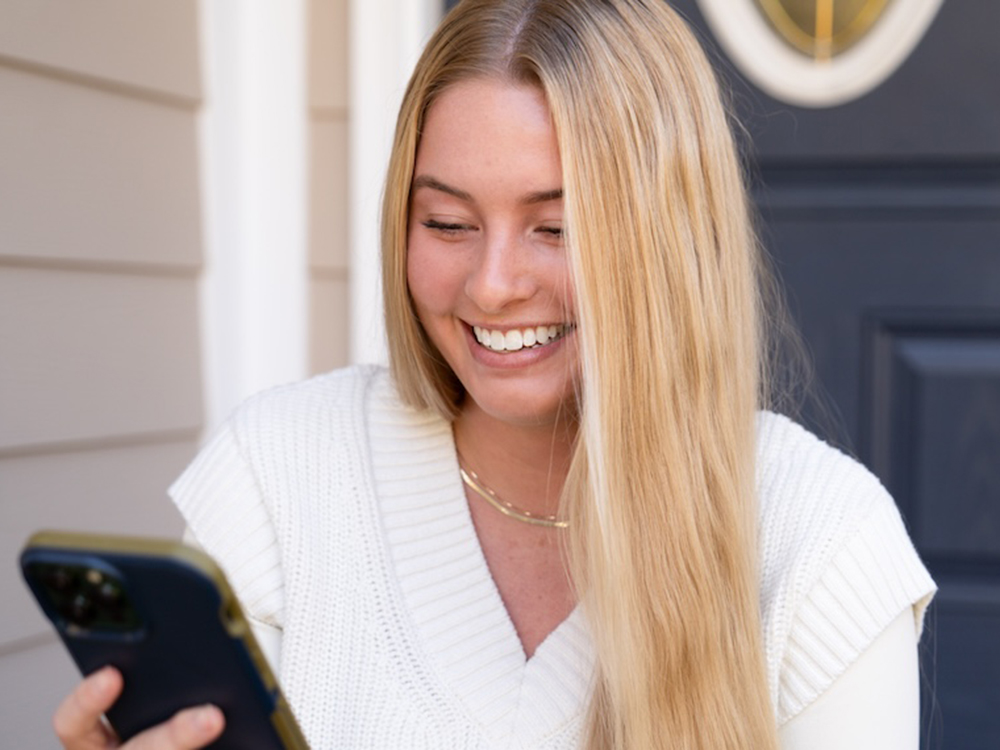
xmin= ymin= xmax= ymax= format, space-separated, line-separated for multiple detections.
xmin=0 ymin=268 xmax=202 ymax=452
xmin=0 ymin=65 xmax=201 ymax=269
xmin=0 ymin=8 xmax=205 ymax=739
xmin=0 ymin=0 xmax=200 ymax=101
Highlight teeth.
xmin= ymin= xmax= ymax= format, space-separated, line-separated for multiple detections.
xmin=472 ymin=324 xmax=571 ymax=352
xmin=504 ymin=330 xmax=523 ymax=351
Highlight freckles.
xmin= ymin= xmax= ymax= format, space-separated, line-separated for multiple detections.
xmin=406 ymin=231 xmax=432 ymax=287
xmin=407 ymin=239 xmax=459 ymax=316
xmin=407 ymin=266 xmax=435 ymax=316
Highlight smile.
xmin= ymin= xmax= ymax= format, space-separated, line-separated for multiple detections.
xmin=471 ymin=324 xmax=574 ymax=353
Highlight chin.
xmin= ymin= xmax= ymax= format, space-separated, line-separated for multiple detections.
xmin=465 ymin=383 xmax=579 ymax=428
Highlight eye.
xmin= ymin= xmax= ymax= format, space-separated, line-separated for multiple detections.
xmin=536 ymin=225 xmax=563 ymax=240
xmin=422 ymin=219 xmax=475 ymax=236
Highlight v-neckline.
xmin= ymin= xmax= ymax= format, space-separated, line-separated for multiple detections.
xmin=367 ymin=374 xmax=594 ymax=747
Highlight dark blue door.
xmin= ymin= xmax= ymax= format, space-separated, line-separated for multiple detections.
xmin=672 ymin=0 xmax=1000 ymax=746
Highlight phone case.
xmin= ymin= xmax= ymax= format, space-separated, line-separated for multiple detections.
xmin=20 ymin=530 xmax=309 ymax=749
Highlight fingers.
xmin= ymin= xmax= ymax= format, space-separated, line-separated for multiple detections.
xmin=54 ymin=666 xmax=225 ymax=750
xmin=126 ymin=705 xmax=224 ymax=750
xmin=54 ymin=666 xmax=122 ymax=748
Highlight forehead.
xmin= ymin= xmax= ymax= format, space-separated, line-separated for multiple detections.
xmin=414 ymin=78 xmax=562 ymax=197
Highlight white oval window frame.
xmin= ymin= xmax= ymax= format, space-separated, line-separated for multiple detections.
xmin=696 ymin=0 xmax=944 ymax=108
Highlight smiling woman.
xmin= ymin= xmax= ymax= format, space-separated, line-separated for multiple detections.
xmin=375 ymin=1 xmax=934 ymax=748
xmin=51 ymin=2 xmax=935 ymax=749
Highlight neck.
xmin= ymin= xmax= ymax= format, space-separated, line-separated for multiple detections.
xmin=453 ymin=401 xmax=577 ymax=520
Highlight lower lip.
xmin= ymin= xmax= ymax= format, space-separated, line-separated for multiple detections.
xmin=464 ymin=325 xmax=573 ymax=369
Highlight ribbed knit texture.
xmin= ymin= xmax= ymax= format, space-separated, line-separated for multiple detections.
xmin=170 ymin=366 xmax=935 ymax=748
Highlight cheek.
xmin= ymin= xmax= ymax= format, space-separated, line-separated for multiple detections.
xmin=406 ymin=233 xmax=457 ymax=318
xmin=406 ymin=249 xmax=432 ymax=320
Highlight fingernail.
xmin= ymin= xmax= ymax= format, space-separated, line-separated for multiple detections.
xmin=87 ymin=667 xmax=113 ymax=696
xmin=191 ymin=705 xmax=222 ymax=733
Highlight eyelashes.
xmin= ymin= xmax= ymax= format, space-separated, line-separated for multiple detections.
xmin=420 ymin=220 xmax=563 ymax=240
xmin=421 ymin=219 xmax=471 ymax=236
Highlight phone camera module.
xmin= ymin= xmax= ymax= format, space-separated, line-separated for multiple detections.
xmin=29 ymin=561 xmax=142 ymax=635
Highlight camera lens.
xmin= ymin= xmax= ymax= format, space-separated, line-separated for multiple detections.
xmin=96 ymin=580 xmax=120 ymax=605
xmin=64 ymin=593 xmax=97 ymax=627
xmin=96 ymin=581 xmax=130 ymax=623
xmin=44 ymin=566 xmax=74 ymax=592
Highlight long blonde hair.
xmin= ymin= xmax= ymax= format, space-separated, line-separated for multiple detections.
xmin=382 ymin=2 xmax=779 ymax=748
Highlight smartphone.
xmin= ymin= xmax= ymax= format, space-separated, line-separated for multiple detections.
xmin=20 ymin=530 xmax=309 ymax=749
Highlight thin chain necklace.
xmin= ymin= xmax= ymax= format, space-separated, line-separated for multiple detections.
xmin=458 ymin=460 xmax=568 ymax=529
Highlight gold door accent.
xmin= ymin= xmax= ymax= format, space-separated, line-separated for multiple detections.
xmin=755 ymin=0 xmax=894 ymax=60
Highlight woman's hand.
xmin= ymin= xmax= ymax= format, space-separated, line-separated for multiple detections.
xmin=53 ymin=667 xmax=225 ymax=749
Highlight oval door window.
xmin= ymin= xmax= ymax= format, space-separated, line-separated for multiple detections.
xmin=696 ymin=0 xmax=944 ymax=107
xmin=756 ymin=0 xmax=892 ymax=60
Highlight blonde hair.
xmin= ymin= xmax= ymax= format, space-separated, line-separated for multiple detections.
xmin=382 ymin=2 xmax=780 ymax=748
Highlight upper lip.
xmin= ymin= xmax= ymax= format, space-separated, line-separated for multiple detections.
xmin=465 ymin=321 xmax=574 ymax=331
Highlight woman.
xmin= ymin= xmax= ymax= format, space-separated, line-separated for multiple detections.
xmin=54 ymin=1 xmax=935 ymax=748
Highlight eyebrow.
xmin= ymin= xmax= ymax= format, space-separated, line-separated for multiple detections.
xmin=412 ymin=175 xmax=472 ymax=202
xmin=411 ymin=175 xmax=562 ymax=206
xmin=522 ymin=188 xmax=563 ymax=205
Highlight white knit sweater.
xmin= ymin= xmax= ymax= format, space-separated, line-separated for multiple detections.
xmin=170 ymin=365 xmax=935 ymax=749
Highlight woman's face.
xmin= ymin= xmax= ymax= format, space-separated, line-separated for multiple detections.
xmin=407 ymin=79 xmax=578 ymax=427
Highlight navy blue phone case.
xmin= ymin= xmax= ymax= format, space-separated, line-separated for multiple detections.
xmin=20 ymin=533 xmax=306 ymax=749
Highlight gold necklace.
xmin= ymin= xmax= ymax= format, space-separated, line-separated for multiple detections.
xmin=458 ymin=462 xmax=568 ymax=529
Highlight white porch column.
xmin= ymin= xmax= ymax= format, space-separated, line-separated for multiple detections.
xmin=198 ymin=0 xmax=309 ymax=431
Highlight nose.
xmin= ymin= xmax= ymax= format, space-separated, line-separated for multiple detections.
xmin=464 ymin=230 xmax=537 ymax=314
